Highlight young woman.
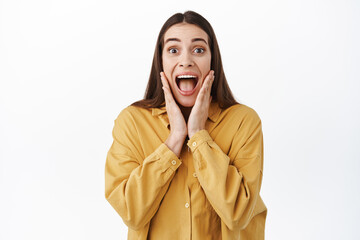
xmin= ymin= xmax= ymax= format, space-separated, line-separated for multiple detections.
xmin=105 ymin=11 xmax=267 ymax=239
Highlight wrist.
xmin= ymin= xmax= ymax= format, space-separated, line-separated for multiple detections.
xmin=188 ymin=129 xmax=202 ymax=139
xmin=169 ymin=130 xmax=187 ymax=141
xmin=165 ymin=132 xmax=186 ymax=157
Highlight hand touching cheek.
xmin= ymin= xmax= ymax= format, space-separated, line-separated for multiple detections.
xmin=160 ymin=72 xmax=187 ymax=157
xmin=187 ymin=70 xmax=215 ymax=138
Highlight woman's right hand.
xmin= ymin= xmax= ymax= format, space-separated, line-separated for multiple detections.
xmin=160 ymin=72 xmax=187 ymax=157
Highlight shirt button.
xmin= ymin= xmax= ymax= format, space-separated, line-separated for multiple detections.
xmin=185 ymin=203 xmax=190 ymax=208
xmin=171 ymin=160 xmax=177 ymax=165
xmin=193 ymin=172 xmax=197 ymax=178
xmin=192 ymin=142 xmax=196 ymax=147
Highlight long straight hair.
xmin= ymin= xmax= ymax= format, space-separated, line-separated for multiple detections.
xmin=132 ymin=11 xmax=237 ymax=109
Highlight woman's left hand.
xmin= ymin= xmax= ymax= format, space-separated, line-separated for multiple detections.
xmin=187 ymin=70 xmax=215 ymax=139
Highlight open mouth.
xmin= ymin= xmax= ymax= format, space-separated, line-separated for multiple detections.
xmin=176 ymin=75 xmax=199 ymax=92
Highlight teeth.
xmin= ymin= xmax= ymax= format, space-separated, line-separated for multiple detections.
xmin=177 ymin=75 xmax=197 ymax=79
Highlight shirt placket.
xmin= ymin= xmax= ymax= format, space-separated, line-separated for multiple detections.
xmin=186 ymin=142 xmax=200 ymax=240
xmin=178 ymin=143 xmax=191 ymax=240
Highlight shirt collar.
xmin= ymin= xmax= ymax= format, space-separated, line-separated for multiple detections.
xmin=152 ymin=102 xmax=221 ymax=123
xmin=208 ymin=102 xmax=221 ymax=122
xmin=152 ymin=106 xmax=167 ymax=117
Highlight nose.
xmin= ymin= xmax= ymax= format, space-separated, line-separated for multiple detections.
xmin=179 ymin=51 xmax=194 ymax=67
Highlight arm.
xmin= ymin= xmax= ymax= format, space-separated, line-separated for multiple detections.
xmin=187 ymin=110 xmax=264 ymax=230
xmin=105 ymin=109 xmax=181 ymax=230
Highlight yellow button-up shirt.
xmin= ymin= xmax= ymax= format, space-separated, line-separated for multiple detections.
xmin=105 ymin=102 xmax=267 ymax=239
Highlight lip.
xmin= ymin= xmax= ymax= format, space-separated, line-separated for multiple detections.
xmin=175 ymin=71 xmax=199 ymax=79
xmin=174 ymin=71 xmax=200 ymax=96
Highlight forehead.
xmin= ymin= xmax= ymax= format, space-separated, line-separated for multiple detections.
xmin=164 ymin=23 xmax=208 ymax=43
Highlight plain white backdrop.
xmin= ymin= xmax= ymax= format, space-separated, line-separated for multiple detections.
xmin=1 ymin=0 xmax=359 ymax=239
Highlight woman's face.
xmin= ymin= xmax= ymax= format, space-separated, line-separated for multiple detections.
xmin=162 ymin=23 xmax=211 ymax=107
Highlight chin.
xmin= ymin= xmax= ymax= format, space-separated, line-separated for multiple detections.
xmin=177 ymin=98 xmax=196 ymax=108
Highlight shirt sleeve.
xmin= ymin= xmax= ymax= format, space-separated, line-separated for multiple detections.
xmin=187 ymin=109 xmax=264 ymax=230
xmin=105 ymin=109 xmax=181 ymax=230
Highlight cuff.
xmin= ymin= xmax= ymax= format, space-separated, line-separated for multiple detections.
xmin=187 ymin=130 xmax=212 ymax=152
xmin=155 ymin=143 xmax=182 ymax=171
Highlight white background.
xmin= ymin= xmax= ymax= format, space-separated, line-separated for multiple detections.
xmin=1 ymin=0 xmax=359 ymax=239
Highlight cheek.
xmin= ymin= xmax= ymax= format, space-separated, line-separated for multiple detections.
xmin=200 ymin=56 xmax=211 ymax=72
xmin=162 ymin=59 xmax=178 ymax=89
xmin=162 ymin=56 xmax=172 ymax=74
xmin=206 ymin=56 xmax=212 ymax=71
xmin=199 ymin=61 xmax=211 ymax=83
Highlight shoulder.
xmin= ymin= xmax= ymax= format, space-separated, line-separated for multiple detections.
xmin=115 ymin=105 xmax=153 ymax=123
xmin=112 ymin=105 xmax=154 ymax=137
xmin=222 ymin=103 xmax=261 ymax=125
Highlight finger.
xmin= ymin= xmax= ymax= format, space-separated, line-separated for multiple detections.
xmin=207 ymin=71 xmax=215 ymax=99
xmin=160 ymin=72 xmax=176 ymax=105
xmin=161 ymin=73 xmax=174 ymax=97
xmin=162 ymin=86 xmax=170 ymax=104
xmin=206 ymin=70 xmax=215 ymax=89
xmin=160 ymin=73 xmax=171 ymax=103
xmin=209 ymin=70 xmax=215 ymax=89
xmin=204 ymin=70 xmax=215 ymax=98
xmin=160 ymin=73 xmax=171 ymax=95
xmin=198 ymin=71 xmax=214 ymax=100
xmin=196 ymin=83 xmax=210 ymax=104
xmin=205 ymin=71 xmax=214 ymax=90
xmin=162 ymin=86 xmax=174 ymax=106
xmin=160 ymin=72 xmax=170 ymax=89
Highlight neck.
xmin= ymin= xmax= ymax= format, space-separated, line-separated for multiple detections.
xmin=180 ymin=106 xmax=192 ymax=122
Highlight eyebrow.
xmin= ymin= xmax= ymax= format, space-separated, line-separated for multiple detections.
xmin=164 ymin=37 xmax=208 ymax=45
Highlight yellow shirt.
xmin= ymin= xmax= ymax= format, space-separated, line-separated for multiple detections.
xmin=105 ymin=102 xmax=267 ymax=239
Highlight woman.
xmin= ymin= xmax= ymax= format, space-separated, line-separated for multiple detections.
xmin=105 ymin=11 xmax=267 ymax=239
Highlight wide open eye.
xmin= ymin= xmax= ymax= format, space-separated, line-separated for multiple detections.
xmin=169 ymin=48 xmax=178 ymax=54
xmin=194 ymin=48 xmax=205 ymax=54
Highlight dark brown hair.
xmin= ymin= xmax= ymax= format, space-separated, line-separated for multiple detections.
xmin=132 ymin=10 xmax=237 ymax=109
